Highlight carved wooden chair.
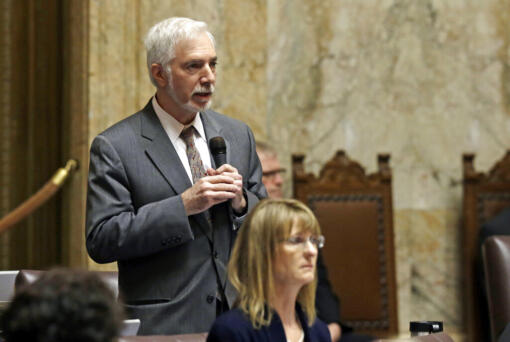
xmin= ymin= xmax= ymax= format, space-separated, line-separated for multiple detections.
xmin=462 ymin=151 xmax=510 ymax=342
xmin=292 ymin=150 xmax=398 ymax=337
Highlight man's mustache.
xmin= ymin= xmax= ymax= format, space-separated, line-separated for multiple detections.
xmin=192 ymin=84 xmax=215 ymax=95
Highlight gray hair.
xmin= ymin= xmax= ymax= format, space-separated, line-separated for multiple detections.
xmin=144 ymin=17 xmax=215 ymax=87
xmin=256 ymin=141 xmax=277 ymax=158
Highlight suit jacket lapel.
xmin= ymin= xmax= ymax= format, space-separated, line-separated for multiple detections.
xmin=140 ymin=102 xmax=212 ymax=240
xmin=140 ymin=102 xmax=191 ymax=194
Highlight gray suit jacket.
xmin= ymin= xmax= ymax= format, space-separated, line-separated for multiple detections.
xmin=86 ymin=101 xmax=266 ymax=335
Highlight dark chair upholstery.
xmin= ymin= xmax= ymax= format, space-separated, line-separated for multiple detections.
xmin=482 ymin=235 xmax=510 ymax=342
xmin=14 ymin=269 xmax=119 ymax=298
xmin=292 ymin=150 xmax=398 ymax=337
xmin=462 ymin=151 xmax=510 ymax=342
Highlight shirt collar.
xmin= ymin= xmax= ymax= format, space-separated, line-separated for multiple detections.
xmin=151 ymin=95 xmax=206 ymax=143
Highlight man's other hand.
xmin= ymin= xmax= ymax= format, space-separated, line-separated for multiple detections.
xmin=181 ymin=164 xmax=245 ymax=216
xmin=210 ymin=164 xmax=245 ymax=213
xmin=181 ymin=174 xmax=236 ymax=216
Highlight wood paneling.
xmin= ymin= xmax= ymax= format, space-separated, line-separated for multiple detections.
xmin=59 ymin=0 xmax=89 ymax=268
xmin=0 ymin=0 xmax=89 ymax=270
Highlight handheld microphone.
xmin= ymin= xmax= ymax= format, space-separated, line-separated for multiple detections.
xmin=209 ymin=136 xmax=227 ymax=168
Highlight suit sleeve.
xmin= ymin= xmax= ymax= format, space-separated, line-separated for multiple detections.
xmin=85 ymin=135 xmax=194 ymax=263
xmin=232 ymin=125 xmax=267 ymax=228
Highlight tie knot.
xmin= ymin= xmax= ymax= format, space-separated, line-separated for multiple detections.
xmin=180 ymin=126 xmax=196 ymax=143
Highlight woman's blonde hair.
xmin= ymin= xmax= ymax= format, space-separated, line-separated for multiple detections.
xmin=228 ymin=198 xmax=321 ymax=328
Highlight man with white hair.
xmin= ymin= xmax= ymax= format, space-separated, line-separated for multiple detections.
xmin=86 ymin=17 xmax=265 ymax=335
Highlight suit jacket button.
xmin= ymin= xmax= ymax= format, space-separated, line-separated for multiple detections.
xmin=206 ymin=295 xmax=215 ymax=304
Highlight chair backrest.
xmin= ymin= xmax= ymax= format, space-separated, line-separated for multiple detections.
xmin=482 ymin=236 xmax=510 ymax=342
xmin=292 ymin=150 xmax=397 ymax=337
xmin=15 ymin=269 xmax=119 ymax=298
xmin=0 ymin=270 xmax=19 ymax=303
xmin=462 ymin=151 xmax=510 ymax=342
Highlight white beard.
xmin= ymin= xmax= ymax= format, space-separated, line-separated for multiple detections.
xmin=164 ymin=81 xmax=214 ymax=113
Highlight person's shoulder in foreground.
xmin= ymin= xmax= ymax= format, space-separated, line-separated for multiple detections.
xmin=207 ymin=307 xmax=331 ymax=342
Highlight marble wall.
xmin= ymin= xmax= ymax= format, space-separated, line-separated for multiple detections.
xmin=87 ymin=0 xmax=510 ymax=335
xmin=266 ymin=0 xmax=510 ymax=334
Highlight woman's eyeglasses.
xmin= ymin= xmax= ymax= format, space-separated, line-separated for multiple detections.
xmin=283 ymin=235 xmax=325 ymax=249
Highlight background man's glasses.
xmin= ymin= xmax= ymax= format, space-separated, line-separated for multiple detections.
xmin=262 ymin=168 xmax=286 ymax=179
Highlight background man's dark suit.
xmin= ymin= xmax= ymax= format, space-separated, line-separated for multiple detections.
xmin=479 ymin=208 xmax=510 ymax=246
xmin=86 ymin=101 xmax=265 ymax=335
xmin=315 ymin=252 xmax=345 ymax=329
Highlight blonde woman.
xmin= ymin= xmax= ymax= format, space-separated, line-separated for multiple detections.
xmin=207 ymin=199 xmax=331 ymax=342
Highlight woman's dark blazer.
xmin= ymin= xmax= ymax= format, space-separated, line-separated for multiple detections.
xmin=207 ymin=304 xmax=331 ymax=342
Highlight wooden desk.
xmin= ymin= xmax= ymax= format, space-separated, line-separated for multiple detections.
xmin=374 ymin=332 xmax=454 ymax=342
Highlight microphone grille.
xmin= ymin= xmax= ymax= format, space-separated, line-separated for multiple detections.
xmin=209 ymin=136 xmax=226 ymax=154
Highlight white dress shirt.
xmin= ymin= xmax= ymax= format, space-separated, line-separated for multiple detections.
xmin=152 ymin=96 xmax=212 ymax=184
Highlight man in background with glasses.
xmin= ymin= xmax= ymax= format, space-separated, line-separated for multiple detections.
xmin=256 ymin=142 xmax=285 ymax=199
xmin=256 ymin=142 xmax=373 ymax=342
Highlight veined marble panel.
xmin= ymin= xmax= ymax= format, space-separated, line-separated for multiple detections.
xmin=268 ymin=0 xmax=510 ymax=334
xmin=395 ymin=209 xmax=463 ymax=333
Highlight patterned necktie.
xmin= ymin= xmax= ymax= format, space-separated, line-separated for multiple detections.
xmin=180 ymin=126 xmax=213 ymax=229
xmin=180 ymin=126 xmax=207 ymax=183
